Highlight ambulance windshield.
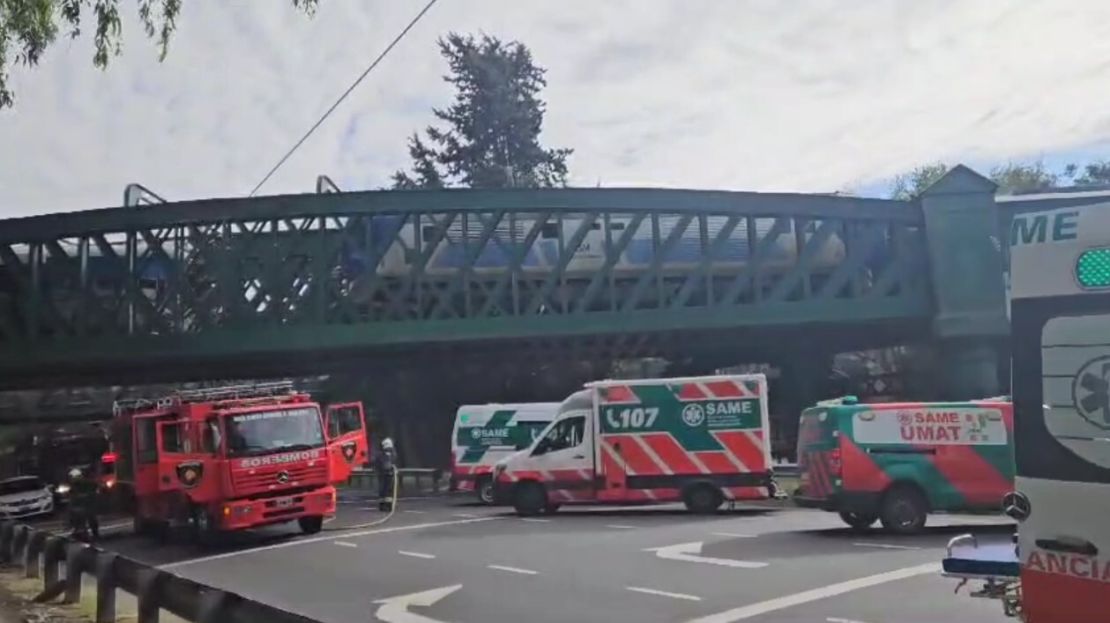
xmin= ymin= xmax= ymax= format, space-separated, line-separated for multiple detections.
xmin=225 ymin=406 xmax=325 ymax=457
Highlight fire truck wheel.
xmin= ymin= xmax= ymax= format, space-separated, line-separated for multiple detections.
xmin=879 ymin=485 xmax=928 ymax=534
xmin=838 ymin=511 xmax=878 ymax=531
xmin=299 ymin=516 xmax=324 ymax=534
xmin=190 ymin=507 xmax=219 ymax=545
xmin=544 ymin=503 xmax=561 ymax=514
xmin=477 ymin=478 xmax=496 ymax=505
xmin=513 ymin=482 xmax=546 ymax=516
xmin=683 ymin=483 xmax=723 ymax=514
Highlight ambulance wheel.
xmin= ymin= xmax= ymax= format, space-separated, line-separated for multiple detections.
xmin=298 ymin=516 xmax=324 ymax=535
xmin=476 ymin=478 xmax=496 ymax=505
xmin=838 ymin=511 xmax=878 ymax=531
xmin=513 ymin=482 xmax=547 ymax=516
xmin=879 ymin=486 xmax=928 ymax=534
xmin=683 ymin=484 xmax=723 ymax=514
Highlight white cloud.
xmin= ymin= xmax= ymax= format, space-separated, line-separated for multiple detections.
xmin=3 ymin=0 xmax=1110 ymax=217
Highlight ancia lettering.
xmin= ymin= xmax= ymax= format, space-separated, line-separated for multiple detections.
xmin=1027 ymin=550 xmax=1110 ymax=583
xmin=239 ymin=449 xmax=321 ymax=469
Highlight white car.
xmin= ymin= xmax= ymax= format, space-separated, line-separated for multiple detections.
xmin=0 ymin=476 xmax=55 ymax=519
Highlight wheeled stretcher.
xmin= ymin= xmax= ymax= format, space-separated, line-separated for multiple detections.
xmin=941 ymin=533 xmax=1023 ymax=618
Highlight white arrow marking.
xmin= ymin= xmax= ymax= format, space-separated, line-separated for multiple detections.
xmin=373 ymin=584 xmax=462 ymax=623
xmin=645 ymin=542 xmax=768 ymax=569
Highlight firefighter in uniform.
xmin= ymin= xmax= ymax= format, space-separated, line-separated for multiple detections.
xmin=67 ymin=467 xmax=100 ymax=541
xmin=375 ymin=437 xmax=397 ymax=511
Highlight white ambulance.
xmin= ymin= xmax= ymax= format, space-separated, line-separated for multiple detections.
xmin=494 ymin=375 xmax=773 ymax=515
xmin=1003 ymin=204 xmax=1110 ymax=621
xmin=450 ymin=403 xmax=560 ymax=504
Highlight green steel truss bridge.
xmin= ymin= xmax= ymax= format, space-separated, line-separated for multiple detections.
xmin=0 ymin=166 xmax=1037 ymax=396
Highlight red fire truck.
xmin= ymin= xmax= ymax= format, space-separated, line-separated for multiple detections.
xmin=110 ymin=382 xmax=368 ymax=540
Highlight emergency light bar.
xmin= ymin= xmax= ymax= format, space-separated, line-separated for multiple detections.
xmin=1076 ymin=247 xmax=1110 ymax=289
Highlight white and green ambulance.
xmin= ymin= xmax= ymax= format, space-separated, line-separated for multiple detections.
xmin=451 ymin=403 xmax=560 ymax=504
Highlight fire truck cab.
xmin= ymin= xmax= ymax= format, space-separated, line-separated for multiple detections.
xmin=112 ymin=382 xmax=368 ymax=540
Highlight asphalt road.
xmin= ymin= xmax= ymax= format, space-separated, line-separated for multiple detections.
xmin=33 ymin=495 xmax=1016 ymax=623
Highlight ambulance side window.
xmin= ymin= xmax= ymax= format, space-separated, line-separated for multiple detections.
xmin=537 ymin=416 xmax=585 ymax=454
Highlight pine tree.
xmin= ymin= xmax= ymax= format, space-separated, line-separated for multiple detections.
xmin=392 ymin=33 xmax=571 ymax=189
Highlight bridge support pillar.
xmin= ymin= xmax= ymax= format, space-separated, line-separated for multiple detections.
xmin=919 ymin=165 xmax=1009 ymax=399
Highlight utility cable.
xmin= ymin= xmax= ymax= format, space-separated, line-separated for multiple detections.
xmin=249 ymin=0 xmax=440 ymax=197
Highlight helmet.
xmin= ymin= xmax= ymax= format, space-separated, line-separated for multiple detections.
xmin=381 ymin=437 xmax=394 ymax=451
xmin=68 ymin=468 xmax=82 ymax=479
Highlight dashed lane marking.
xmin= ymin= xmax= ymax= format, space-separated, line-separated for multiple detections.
xmin=520 ymin=518 xmax=551 ymax=523
xmin=452 ymin=513 xmax=479 ymax=518
xmin=851 ymin=542 xmax=922 ymax=551
xmin=711 ymin=532 xmax=757 ymax=538
xmin=403 ymin=510 xmax=427 ymax=514
xmin=160 ymin=516 xmax=499 ymax=569
xmin=626 ymin=586 xmax=702 ymax=601
xmin=606 ymin=524 xmax=636 ymax=530
xmin=487 ymin=565 xmax=538 ymax=575
xmin=333 ymin=541 xmax=358 ymax=548
xmin=398 ymin=550 xmax=436 ymax=559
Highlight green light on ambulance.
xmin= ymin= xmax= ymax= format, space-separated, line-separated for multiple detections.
xmin=1076 ymin=248 xmax=1110 ymax=289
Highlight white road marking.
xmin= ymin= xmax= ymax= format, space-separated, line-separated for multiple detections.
xmin=403 ymin=510 xmax=427 ymax=514
xmin=333 ymin=541 xmax=358 ymax=548
xmin=827 ymin=618 xmax=869 ymax=623
xmin=606 ymin=524 xmax=636 ymax=529
xmin=487 ymin=564 xmax=538 ymax=575
xmin=398 ymin=550 xmax=436 ymax=560
xmin=712 ymin=532 xmax=758 ymax=538
xmin=520 ymin=518 xmax=551 ymax=523
xmin=647 ymin=542 xmax=768 ymax=569
xmin=683 ymin=562 xmax=941 ymax=622
xmin=851 ymin=542 xmax=922 ymax=551
xmin=159 ymin=516 xmax=499 ymax=569
xmin=452 ymin=513 xmax=479 ymax=518
xmin=626 ymin=586 xmax=702 ymax=602
xmin=374 ymin=584 xmax=460 ymax=623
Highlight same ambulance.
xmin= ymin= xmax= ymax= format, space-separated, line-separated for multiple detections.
xmin=1007 ymin=204 xmax=1110 ymax=621
xmin=495 ymin=375 xmax=774 ymax=515
xmin=795 ymin=396 xmax=1014 ymax=534
xmin=450 ymin=403 xmax=560 ymax=504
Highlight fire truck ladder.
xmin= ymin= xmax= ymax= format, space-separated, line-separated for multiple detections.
xmin=112 ymin=380 xmax=298 ymax=416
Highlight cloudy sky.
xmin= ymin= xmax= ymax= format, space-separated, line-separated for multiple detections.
xmin=3 ymin=0 xmax=1110 ymax=218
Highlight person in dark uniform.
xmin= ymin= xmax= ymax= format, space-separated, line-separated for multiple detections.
xmin=67 ymin=467 xmax=100 ymax=541
xmin=374 ymin=437 xmax=397 ymax=511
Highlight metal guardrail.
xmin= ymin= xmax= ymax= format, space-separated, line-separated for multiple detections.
xmin=345 ymin=467 xmax=444 ymax=495
xmin=0 ymin=521 xmax=321 ymax=623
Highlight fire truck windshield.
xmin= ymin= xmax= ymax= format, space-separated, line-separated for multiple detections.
xmin=225 ymin=406 xmax=324 ymax=458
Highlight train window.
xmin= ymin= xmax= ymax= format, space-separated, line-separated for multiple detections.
xmin=610 ymin=222 xmax=626 ymax=231
xmin=590 ymin=222 xmax=602 ymax=230
xmin=420 ymin=225 xmax=437 ymax=242
xmin=540 ymin=223 xmax=560 ymax=239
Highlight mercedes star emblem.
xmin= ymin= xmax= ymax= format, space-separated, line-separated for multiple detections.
xmin=276 ymin=471 xmax=290 ymax=484
xmin=1001 ymin=491 xmax=1031 ymax=521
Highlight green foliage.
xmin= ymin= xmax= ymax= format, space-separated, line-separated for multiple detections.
xmin=888 ymin=162 xmax=948 ymax=200
xmin=988 ymin=160 xmax=1060 ymax=194
xmin=890 ymin=157 xmax=1110 ymax=199
xmin=0 ymin=0 xmax=317 ymax=109
xmin=392 ymin=32 xmax=572 ymax=190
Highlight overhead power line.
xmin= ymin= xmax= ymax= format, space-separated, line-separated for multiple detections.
xmin=248 ymin=0 xmax=440 ymax=197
